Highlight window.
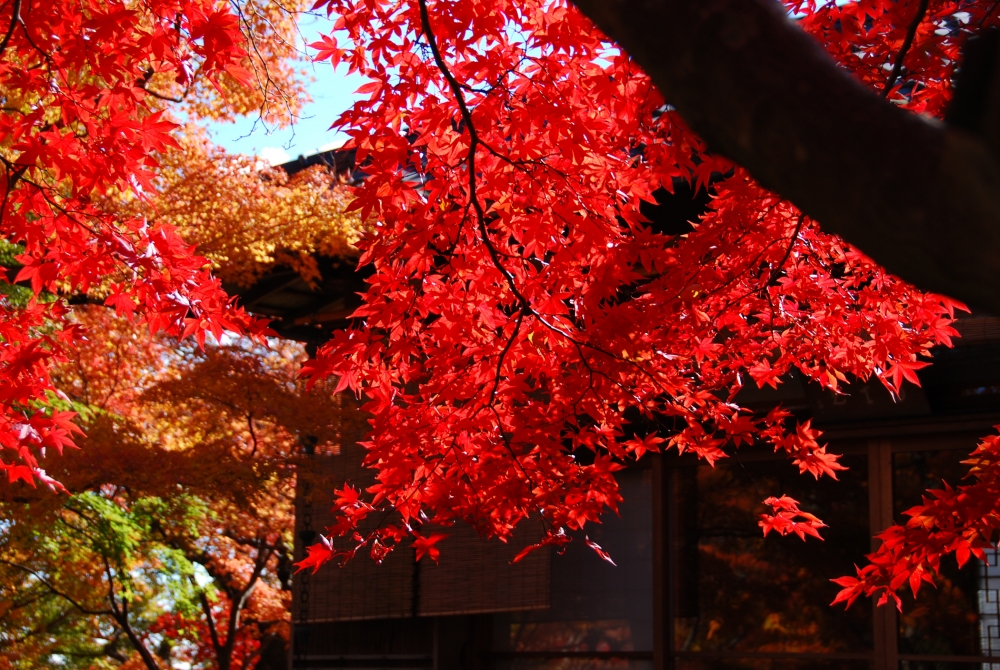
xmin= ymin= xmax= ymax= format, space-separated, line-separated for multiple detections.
xmin=494 ymin=468 xmax=655 ymax=670
xmin=663 ymin=436 xmax=1000 ymax=669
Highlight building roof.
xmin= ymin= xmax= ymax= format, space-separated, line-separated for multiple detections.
xmin=226 ymin=148 xmax=367 ymax=343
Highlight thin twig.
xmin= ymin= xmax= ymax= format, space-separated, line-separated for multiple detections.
xmin=142 ymin=88 xmax=185 ymax=103
xmin=416 ymin=0 xmax=671 ymax=402
xmin=489 ymin=309 xmax=524 ymax=406
xmin=0 ymin=559 xmax=112 ymax=616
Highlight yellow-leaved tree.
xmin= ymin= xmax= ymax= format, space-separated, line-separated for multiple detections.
xmin=124 ymin=127 xmax=364 ymax=290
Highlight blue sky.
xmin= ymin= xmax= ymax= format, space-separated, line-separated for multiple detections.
xmin=201 ymin=14 xmax=365 ymax=165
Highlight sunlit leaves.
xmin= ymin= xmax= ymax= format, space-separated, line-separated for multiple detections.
xmin=758 ymin=495 xmax=828 ymax=542
xmin=0 ymin=0 xmax=291 ymax=487
xmin=0 ymin=308 xmax=350 ymax=667
xmin=297 ymin=0 xmax=970 ymax=574
xmin=108 ymin=127 xmax=366 ymax=290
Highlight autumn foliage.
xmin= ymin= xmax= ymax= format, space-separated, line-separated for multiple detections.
xmin=0 ymin=0 xmax=997 ymax=648
xmin=294 ymin=0 xmax=1000 ymax=612
xmin=0 ymin=0 xmax=272 ymax=489
xmin=0 ymin=0 xmax=364 ymax=666
xmin=0 ymin=306 xmax=352 ymax=668
xmin=110 ymin=126 xmax=365 ymax=290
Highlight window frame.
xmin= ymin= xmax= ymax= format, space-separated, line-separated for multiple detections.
xmin=656 ymin=421 xmax=1000 ymax=670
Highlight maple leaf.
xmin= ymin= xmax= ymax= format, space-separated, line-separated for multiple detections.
xmin=511 ymin=528 xmax=571 ymax=564
xmin=624 ymin=433 xmax=664 ymax=460
xmin=584 ymin=536 xmax=616 ymax=566
xmin=883 ymin=359 xmax=931 ymax=395
xmin=296 ymin=540 xmax=335 ymax=574
xmin=309 ymin=34 xmax=342 ymax=68
xmin=758 ymin=495 xmax=827 ymax=541
xmin=32 ymin=468 xmax=67 ymax=493
xmin=412 ymin=532 xmax=447 ymax=563
xmin=4 ymin=464 xmax=35 ymax=486
xmin=830 ymin=575 xmax=864 ymax=609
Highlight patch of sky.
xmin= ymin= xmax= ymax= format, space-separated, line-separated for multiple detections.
xmin=200 ymin=12 xmax=365 ymax=165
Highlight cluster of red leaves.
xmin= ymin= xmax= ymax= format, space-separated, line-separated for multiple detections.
xmin=151 ymin=606 xmax=261 ymax=670
xmin=297 ymin=0 xmax=988 ymax=577
xmin=833 ymin=429 xmax=1000 ymax=610
xmin=0 ymin=298 xmax=81 ymax=489
xmin=0 ymin=0 xmax=268 ymax=485
xmin=759 ymin=495 xmax=828 ymax=542
xmin=790 ymin=0 xmax=982 ymax=114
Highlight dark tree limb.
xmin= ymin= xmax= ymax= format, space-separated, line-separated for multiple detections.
xmin=197 ymin=586 xmax=224 ymax=661
xmin=570 ymin=0 xmax=1000 ymax=314
xmin=881 ymin=0 xmax=930 ymax=97
xmin=0 ymin=0 xmax=21 ymax=59
xmin=102 ymin=557 xmax=162 ymax=670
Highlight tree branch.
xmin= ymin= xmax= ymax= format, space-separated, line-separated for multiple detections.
xmin=114 ymin=596 xmax=162 ymax=670
xmin=142 ymin=88 xmax=185 ymax=103
xmin=197 ymin=586 xmax=225 ymax=661
xmin=217 ymin=542 xmax=271 ymax=670
xmin=882 ymin=0 xmax=930 ymax=98
xmin=0 ymin=0 xmax=21 ymax=59
xmin=0 ymin=560 xmax=112 ymax=617
xmin=101 ymin=556 xmax=161 ymax=670
xmin=570 ymin=0 xmax=1000 ymax=314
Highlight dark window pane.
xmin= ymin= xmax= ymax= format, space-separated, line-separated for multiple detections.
xmin=899 ymin=662 xmax=994 ymax=670
xmin=675 ymin=455 xmax=873 ymax=654
xmin=497 ymin=469 xmax=653 ymax=653
xmin=509 ymin=621 xmax=639 ymax=654
xmin=496 ymin=661 xmax=652 ymax=670
xmin=676 ymin=659 xmax=873 ymax=670
xmin=292 ymin=618 xmax=434 ymax=658
xmin=893 ymin=450 xmax=981 ymax=657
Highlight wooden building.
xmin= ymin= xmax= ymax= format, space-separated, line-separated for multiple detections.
xmin=245 ymin=151 xmax=1000 ymax=669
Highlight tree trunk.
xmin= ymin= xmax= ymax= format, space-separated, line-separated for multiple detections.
xmin=570 ymin=0 xmax=1000 ymax=314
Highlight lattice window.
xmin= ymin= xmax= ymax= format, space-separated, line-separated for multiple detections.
xmin=980 ymin=548 xmax=1000 ymax=670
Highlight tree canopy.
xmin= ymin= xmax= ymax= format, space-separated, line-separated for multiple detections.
xmin=296 ymin=0 xmax=1000 ymax=610
xmin=0 ymin=0 xmax=997 ymax=649
xmin=0 ymin=306 xmax=353 ymax=668
xmin=0 ymin=0 xmax=363 ymax=665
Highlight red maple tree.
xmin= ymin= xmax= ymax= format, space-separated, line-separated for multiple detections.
xmin=0 ymin=0 xmax=995 ymax=614
xmin=0 ymin=0 xmax=270 ymax=490
xmin=295 ymin=0 xmax=1000 ymax=610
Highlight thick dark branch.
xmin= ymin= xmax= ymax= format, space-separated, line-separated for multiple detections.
xmin=115 ymin=597 xmax=162 ymax=670
xmin=0 ymin=0 xmax=21 ymax=59
xmin=882 ymin=0 xmax=930 ymax=97
xmin=96 ymin=556 xmax=160 ymax=670
xmin=570 ymin=0 xmax=1000 ymax=314
xmin=197 ymin=587 xmax=225 ymax=661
